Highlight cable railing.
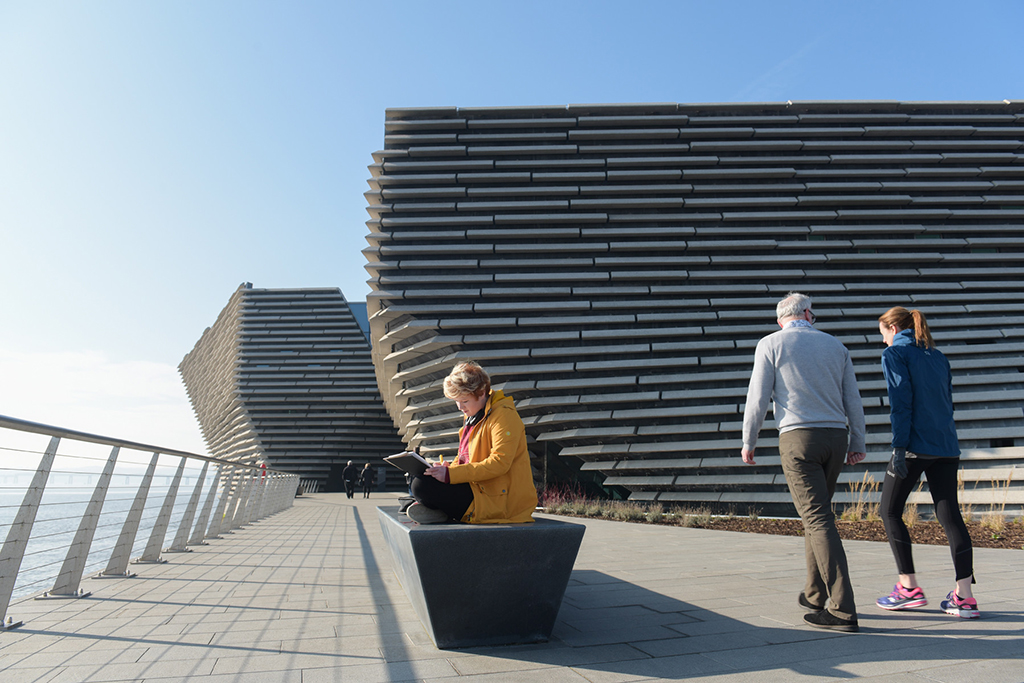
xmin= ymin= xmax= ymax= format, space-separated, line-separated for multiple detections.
xmin=0 ymin=415 xmax=299 ymax=631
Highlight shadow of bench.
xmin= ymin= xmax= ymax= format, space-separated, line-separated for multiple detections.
xmin=377 ymin=506 xmax=586 ymax=649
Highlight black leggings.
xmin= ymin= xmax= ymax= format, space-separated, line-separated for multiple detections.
xmin=880 ymin=457 xmax=973 ymax=581
xmin=410 ymin=474 xmax=473 ymax=521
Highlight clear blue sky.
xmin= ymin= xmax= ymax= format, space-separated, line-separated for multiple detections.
xmin=1 ymin=0 xmax=1021 ymax=453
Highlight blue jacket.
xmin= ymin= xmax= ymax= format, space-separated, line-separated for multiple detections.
xmin=881 ymin=329 xmax=960 ymax=457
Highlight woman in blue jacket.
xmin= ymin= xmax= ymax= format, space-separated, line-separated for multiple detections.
xmin=875 ymin=307 xmax=978 ymax=618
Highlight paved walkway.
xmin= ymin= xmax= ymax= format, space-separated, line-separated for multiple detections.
xmin=1 ymin=493 xmax=1021 ymax=682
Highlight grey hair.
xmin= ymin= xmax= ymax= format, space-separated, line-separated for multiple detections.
xmin=776 ymin=292 xmax=812 ymax=320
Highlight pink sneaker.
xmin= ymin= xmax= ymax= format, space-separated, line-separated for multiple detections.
xmin=876 ymin=583 xmax=928 ymax=610
xmin=940 ymin=591 xmax=980 ymax=619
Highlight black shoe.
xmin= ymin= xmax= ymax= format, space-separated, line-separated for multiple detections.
xmin=407 ymin=503 xmax=450 ymax=525
xmin=803 ymin=610 xmax=859 ymax=633
xmin=799 ymin=592 xmax=825 ymax=612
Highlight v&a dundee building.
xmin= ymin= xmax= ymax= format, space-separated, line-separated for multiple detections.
xmin=363 ymin=100 xmax=1024 ymax=515
xmin=179 ymin=284 xmax=406 ymax=491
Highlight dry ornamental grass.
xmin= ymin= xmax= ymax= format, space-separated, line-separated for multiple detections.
xmin=541 ymin=486 xmax=1024 ymax=550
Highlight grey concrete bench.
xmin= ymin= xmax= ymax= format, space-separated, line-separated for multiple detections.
xmin=377 ymin=507 xmax=585 ymax=649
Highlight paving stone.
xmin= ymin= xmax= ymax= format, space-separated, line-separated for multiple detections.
xmin=917 ymin=657 xmax=1024 ymax=683
xmin=9 ymin=645 xmax=148 ymax=668
xmin=424 ymin=667 xmax=594 ymax=683
xmin=141 ymin=672 xmax=303 ymax=683
xmin=451 ymin=642 xmax=649 ymax=673
xmin=568 ymin=652 xmax=737 ymax=682
xmin=210 ymin=650 xmax=371 ymax=674
xmin=2 ymin=493 xmax=1023 ymax=683
xmin=47 ymin=657 xmax=217 ymax=682
xmin=300 ymin=657 xmax=459 ymax=683
xmin=0 ymin=666 xmax=67 ymax=683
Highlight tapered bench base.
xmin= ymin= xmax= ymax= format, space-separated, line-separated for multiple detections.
xmin=377 ymin=506 xmax=585 ymax=649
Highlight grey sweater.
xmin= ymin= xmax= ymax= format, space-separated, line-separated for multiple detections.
xmin=742 ymin=325 xmax=866 ymax=453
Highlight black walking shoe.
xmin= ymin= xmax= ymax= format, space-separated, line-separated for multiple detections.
xmin=803 ymin=610 xmax=859 ymax=632
xmin=799 ymin=592 xmax=825 ymax=612
xmin=407 ymin=503 xmax=449 ymax=525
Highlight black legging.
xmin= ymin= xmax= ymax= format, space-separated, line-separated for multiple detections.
xmin=880 ymin=457 xmax=973 ymax=580
xmin=410 ymin=474 xmax=473 ymax=521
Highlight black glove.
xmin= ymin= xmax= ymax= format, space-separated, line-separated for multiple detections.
xmin=887 ymin=448 xmax=908 ymax=479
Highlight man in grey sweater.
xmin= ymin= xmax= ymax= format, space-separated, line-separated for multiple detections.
xmin=742 ymin=292 xmax=867 ymax=632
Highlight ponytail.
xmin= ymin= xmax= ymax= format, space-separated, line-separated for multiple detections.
xmin=909 ymin=309 xmax=934 ymax=349
xmin=878 ymin=306 xmax=935 ymax=348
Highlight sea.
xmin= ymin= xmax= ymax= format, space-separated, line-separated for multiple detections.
xmin=1 ymin=477 xmax=217 ymax=603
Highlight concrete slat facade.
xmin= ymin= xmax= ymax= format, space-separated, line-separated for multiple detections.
xmin=364 ymin=101 xmax=1024 ymax=514
xmin=179 ymin=284 xmax=406 ymax=489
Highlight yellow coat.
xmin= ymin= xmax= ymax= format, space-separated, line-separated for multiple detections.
xmin=446 ymin=390 xmax=537 ymax=524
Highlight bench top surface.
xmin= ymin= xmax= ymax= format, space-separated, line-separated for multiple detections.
xmin=377 ymin=506 xmax=585 ymax=535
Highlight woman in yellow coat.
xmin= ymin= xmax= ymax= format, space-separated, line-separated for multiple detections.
xmin=408 ymin=361 xmax=537 ymax=524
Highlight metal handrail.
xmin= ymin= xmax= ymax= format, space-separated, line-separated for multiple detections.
xmin=0 ymin=415 xmax=281 ymax=473
xmin=0 ymin=414 xmax=300 ymax=631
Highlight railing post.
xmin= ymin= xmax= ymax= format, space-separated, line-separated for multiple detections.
xmin=254 ymin=474 xmax=267 ymax=521
xmin=189 ymin=465 xmax=221 ymax=545
xmin=280 ymin=475 xmax=291 ymax=511
xmin=241 ymin=471 xmax=258 ymax=525
xmin=266 ymin=473 xmax=281 ymax=516
xmin=207 ymin=466 xmax=237 ymax=538
xmin=137 ymin=458 xmax=186 ymax=563
xmin=166 ymin=462 xmax=207 ymax=552
xmin=0 ymin=436 xmax=59 ymax=630
xmin=269 ymin=474 xmax=283 ymax=515
xmin=248 ymin=471 xmax=264 ymax=522
xmin=283 ymin=475 xmax=295 ymax=511
xmin=238 ymin=472 xmax=255 ymax=526
xmin=247 ymin=473 xmax=267 ymax=524
xmin=275 ymin=476 xmax=285 ymax=513
xmin=285 ymin=475 xmax=295 ymax=508
xmin=229 ymin=472 xmax=254 ymax=530
xmin=102 ymin=452 xmax=158 ymax=577
xmin=242 ymin=471 xmax=258 ymax=524
xmin=223 ymin=468 xmax=246 ymax=530
xmin=48 ymin=446 xmax=120 ymax=597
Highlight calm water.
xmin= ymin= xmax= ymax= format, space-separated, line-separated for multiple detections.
xmin=1 ymin=480 xmax=219 ymax=602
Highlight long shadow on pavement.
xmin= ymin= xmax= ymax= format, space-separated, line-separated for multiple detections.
xmin=455 ymin=569 xmax=1024 ymax=680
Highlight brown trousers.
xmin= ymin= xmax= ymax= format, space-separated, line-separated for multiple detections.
xmin=779 ymin=427 xmax=857 ymax=620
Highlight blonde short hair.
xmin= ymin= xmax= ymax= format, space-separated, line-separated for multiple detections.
xmin=443 ymin=361 xmax=490 ymax=399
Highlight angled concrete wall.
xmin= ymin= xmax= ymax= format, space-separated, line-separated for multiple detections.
xmin=180 ymin=283 xmax=406 ymax=488
xmin=363 ymin=101 xmax=1024 ymax=515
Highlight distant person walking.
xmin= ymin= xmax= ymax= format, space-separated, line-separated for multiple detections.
xmin=360 ymin=463 xmax=374 ymax=499
xmin=874 ymin=307 xmax=978 ymax=618
xmin=342 ymin=460 xmax=358 ymax=499
xmin=742 ymin=292 xmax=866 ymax=633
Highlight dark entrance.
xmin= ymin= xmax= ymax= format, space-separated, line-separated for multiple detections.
xmin=325 ymin=463 xmax=346 ymax=492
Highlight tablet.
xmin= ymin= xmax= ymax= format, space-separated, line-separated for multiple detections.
xmin=383 ymin=451 xmax=430 ymax=477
